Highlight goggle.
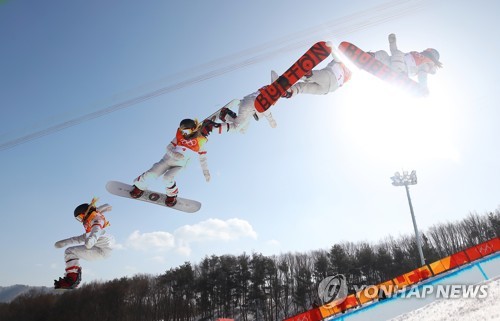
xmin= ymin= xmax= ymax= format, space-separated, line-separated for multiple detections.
xmin=75 ymin=210 xmax=95 ymax=222
xmin=76 ymin=197 xmax=99 ymax=222
xmin=181 ymin=128 xmax=194 ymax=135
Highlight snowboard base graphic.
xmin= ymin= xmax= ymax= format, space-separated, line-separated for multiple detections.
xmin=106 ymin=181 xmax=201 ymax=213
xmin=254 ymin=41 xmax=333 ymax=112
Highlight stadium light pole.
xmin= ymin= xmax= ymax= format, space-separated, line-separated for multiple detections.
xmin=390 ymin=170 xmax=425 ymax=266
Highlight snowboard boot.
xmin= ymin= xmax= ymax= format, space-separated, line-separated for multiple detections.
xmin=54 ymin=267 xmax=82 ymax=289
xmin=129 ymin=185 xmax=144 ymax=199
xmin=281 ymin=90 xmax=293 ymax=98
xmin=282 ymin=84 xmax=299 ymax=99
xmin=165 ymin=183 xmax=178 ymax=207
xmin=272 ymin=70 xmax=295 ymax=99
xmin=165 ymin=195 xmax=177 ymax=207
xmin=219 ymin=107 xmax=237 ymax=122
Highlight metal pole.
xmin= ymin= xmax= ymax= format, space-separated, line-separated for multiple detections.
xmin=404 ymin=184 xmax=425 ymax=266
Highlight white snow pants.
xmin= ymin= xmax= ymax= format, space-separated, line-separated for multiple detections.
xmin=64 ymin=238 xmax=112 ymax=274
xmin=230 ymin=92 xmax=275 ymax=133
xmin=291 ymin=68 xmax=339 ymax=96
xmin=372 ymin=50 xmax=407 ymax=74
xmin=134 ymin=153 xmax=186 ymax=192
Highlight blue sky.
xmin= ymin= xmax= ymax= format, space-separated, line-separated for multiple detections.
xmin=1 ymin=0 xmax=499 ymax=286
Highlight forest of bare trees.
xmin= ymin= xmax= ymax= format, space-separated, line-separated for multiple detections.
xmin=0 ymin=210 xmax=498 ymax=321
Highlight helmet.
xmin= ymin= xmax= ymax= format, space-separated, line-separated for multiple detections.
xmin=179 ymin=118 xmax=197 ymax=130
xmin=179 ymin=118 xmax=199 ymax=138
xmin=421 ymin=48 xmax=442 ymax=67
xmin=74 ymin=203 xmax=96 ymax=222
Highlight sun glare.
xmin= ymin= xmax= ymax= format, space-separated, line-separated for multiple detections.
xmin=337 ymin=67 xmax=459 ymax=167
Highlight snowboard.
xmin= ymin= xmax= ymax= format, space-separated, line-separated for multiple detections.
xmin=105 ymin=181 xmax=201 ymax=213
xmin=204 ymin=99 xmax=240 ymax=123
xmin=254 ymin=41 xmax=333 ymax=113
xmin=338 ymin=41 xmax=427 ymax=97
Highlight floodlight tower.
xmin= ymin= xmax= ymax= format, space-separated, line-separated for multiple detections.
xmin=390 ymin=170 xmax=425 ymax=266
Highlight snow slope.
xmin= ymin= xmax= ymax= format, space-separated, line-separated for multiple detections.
xmin=390 ymin=277 xmax=500 ymax=321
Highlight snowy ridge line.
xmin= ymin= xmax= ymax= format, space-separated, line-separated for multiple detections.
xmin=283 ymin=237 xmax=500 ymax=321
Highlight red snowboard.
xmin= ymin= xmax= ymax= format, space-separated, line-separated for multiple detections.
xmin=338 ymin=41 xmax=427 ymax=97
xmin=254 ymin=41 xmax=332 ymax=113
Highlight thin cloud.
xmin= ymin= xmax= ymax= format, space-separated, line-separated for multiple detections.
xmin=126 ymin=230 xmax=175 ymax=251
xmin=110 ymin=237 xmax=126 ymax=250
xmin=125 ymin=218 xmax=257 ymax=255
xmin=175 ymin=218 xmax=257 ymax=242
xmin=174 ymin=218 xmax=258 ymax=256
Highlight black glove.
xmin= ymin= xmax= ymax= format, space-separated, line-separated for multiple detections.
xmin=200 ymin=120 xmax=221 ymax=137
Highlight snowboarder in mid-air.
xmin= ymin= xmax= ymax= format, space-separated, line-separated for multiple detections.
xmin=369 ymin=33 xmax=442 ymax=94
xmin=280 ymin=51 xmax=352 ymax=98
xmin=54 ymin=199 xmax=113 ymax=289
xmin=204 ymin=42 xmax=335 ymax=131
xmin=129 ymin=118 xmax=222 ymax=207
xmin=204 ymin=89 xmax=278 ymax=135
xmin=221 ymin=91 xmax=278 ymax=134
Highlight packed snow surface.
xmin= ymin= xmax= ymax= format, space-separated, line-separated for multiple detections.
xmin=390 ymin=277 xmax=500 ymax=321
